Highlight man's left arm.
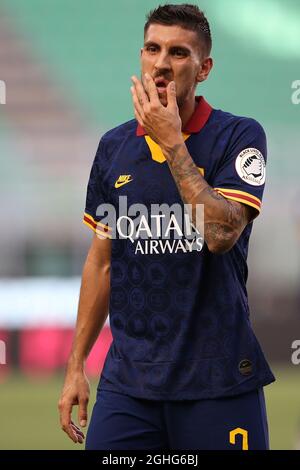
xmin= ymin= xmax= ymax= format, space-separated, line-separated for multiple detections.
xmin=131 ymin=74 xmax=256 ymax=254
xmin=159 ymin=140 xmax=256 ymax=254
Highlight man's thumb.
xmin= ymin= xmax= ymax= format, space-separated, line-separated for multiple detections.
xmin=79 ymin=398 xmax=88 ymax=427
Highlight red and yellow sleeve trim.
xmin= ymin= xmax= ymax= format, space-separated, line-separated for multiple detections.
xmin=214 ymin=188 xmax=262 ymax=213
xmin=83 ymin=212 xmax=112 ymax=239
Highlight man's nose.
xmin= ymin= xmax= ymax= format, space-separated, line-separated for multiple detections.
xmin=154 ymin=51 xmax=171 ymax=72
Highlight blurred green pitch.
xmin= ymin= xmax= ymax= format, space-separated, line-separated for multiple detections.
xmin=1 ymin=366 xmax=299 ymax=450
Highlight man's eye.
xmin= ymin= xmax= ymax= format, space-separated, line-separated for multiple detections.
xmin=173 ymin=50 xmax=186 ymax=57
xmin=146 ymin=46 xmax=157 ymax=53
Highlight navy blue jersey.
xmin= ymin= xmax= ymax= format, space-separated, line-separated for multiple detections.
xmin=83 ymin=96 xmax=275 ymax=400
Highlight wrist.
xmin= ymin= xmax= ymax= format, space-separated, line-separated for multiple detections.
xmin=67 ymin=353 xmax=86 ymax=372
xmin=160 ymin=134 xmax=185 ymax=156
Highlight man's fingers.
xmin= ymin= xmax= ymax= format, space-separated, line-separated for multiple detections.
xmin=134 ymin=108 xmax=144 ymax=127
xmin=131 ymin=86 xmax=145 ymax=127
xmin=59 ymin=399 xmax=72 ymax=429
xmin=131 ymin=75 xmax=149 ymax=106
xmin=71 ymin=427 xmax=85 ymax=439
xmin=71 ymin=422 xmax=85 ymax=440
xmin=70 ymin=420 xmax=85 ymax=444
xmin=71 ymin=420 xmax=85 ymax=435
xmin=78 ymin=397 xmax=89 ymax=428
xmin=144 ymin=73 xmax=160 ymax=105
xmin=60 ymin=416 xmax=85 ymax=444
xmin=59 ymin=400 xmax=78 ymax=443
xmin=130 ymin=86 xmax=145 ymax=119
xmin=62 ymin=423 xmax=79 ymax=443
xmin=166 ymin=81 xmax=177 ymax=110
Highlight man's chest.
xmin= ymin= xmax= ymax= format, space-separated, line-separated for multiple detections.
xmin=102 ymin=135 xmax=222 ymax=207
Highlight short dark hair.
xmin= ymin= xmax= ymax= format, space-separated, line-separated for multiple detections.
xmin=144 ymin=4 xmax=212 ymax=56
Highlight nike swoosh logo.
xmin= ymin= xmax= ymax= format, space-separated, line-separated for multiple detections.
xmin=114 ymin=177 xmax=133 ymax=188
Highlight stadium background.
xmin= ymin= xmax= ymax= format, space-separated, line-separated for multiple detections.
xmin=0 ymin=0 xmax=299 ymax=450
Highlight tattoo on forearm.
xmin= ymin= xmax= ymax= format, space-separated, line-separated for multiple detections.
xmin=167 ymin=144 xmax=200 ymax=188
xmin=205 ymin=203 xmax=247 ymax=249
xmin=165 ymin=142 xmax=248 ymax=250
xmin=201 ymin=186 xmax=224 ymax=202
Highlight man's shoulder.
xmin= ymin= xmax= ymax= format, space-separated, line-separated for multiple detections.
xmin=211 ymin=107 xmax=266 ymax=137
xmin=101 ymin=118 xmax=137 ymax=145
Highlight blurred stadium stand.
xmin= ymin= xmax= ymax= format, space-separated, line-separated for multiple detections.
xmin=0 ymin=0 xmax=299 ymax=377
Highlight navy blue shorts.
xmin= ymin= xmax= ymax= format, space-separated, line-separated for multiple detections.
xmin=86 ymin=387 xmax=269 ymax=450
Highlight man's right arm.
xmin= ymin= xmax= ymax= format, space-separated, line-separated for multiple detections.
xmin=58 ymin=234 xmax=111 ymax=444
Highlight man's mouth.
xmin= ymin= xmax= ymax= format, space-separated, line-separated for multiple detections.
xmin=154 ymin=77 xmax=169 ymax=94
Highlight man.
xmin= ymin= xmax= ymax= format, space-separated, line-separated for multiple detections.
xmin=58 ymin=4 xmax=275 ymax=450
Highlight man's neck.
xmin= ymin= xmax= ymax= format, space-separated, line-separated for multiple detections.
xmin=179 ymin=96 xmax=197 ymax=131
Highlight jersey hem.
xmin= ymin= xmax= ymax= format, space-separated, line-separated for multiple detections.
xmin=97 ymin=374 xmax=276 ymax=401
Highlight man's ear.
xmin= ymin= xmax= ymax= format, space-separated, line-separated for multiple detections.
xmin=140 ymin=48 xmax=144 ymax=57
xmin=196 ymin=57 xmax=213 ymax=83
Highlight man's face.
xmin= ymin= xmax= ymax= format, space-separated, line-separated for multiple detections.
xmin=141 ymin=24 xmax=207 ymax=107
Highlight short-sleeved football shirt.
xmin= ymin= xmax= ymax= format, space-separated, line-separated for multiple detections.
xmin=83 ymin=96 xmax=275 ymax=400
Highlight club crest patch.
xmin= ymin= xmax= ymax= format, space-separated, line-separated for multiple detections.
xmin=235 ymin=148 xmax=266 ymax=186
